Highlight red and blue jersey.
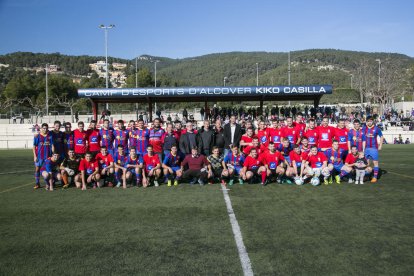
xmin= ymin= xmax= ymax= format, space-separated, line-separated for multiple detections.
xmin=128 ymin=129 xmax=137 ymax=149
xmin=114 ymin=128 xmax=129 ymax=149
xmin=135 ymin=128 xmax=150 ymax=154
xmin=50 ymin=130 xmax=65 ymax=156
xmin=324 ymin=148 xmax=344 ymax=166
xmin=149 ymin=128 xmax=165 ymax=153
xmin=257 ymin=129 xmax=269 ymax=149
xmin=125 ymin=155 xmax=142 ymax=168
xmin=277 ymin=143 xmax=294 ymax=157
xmin=40 ymin=157 xmax=60 ymax=173
xmin=306 ymin=152 xmax=328 ymax=169
xmin=114 ymin=153 xmax=128 ymax=167
xmin=363 ymin=126 xmax=383 ymax=149
xmin=223 ymin=153 xmax=245 ymax=168
xmin=282 ymin=126 xmax=300 ymax=144
xmin=348 ymin=128 xmax=365 ymax=151
xmin=64 ymin=131 xmax=74 ymax=152
xmin=163 ymin=153 xmax=184 ymax=168
xmin=34 ymin=133 xmax=53 ymax=160
xmin=99 ymin=128 xmax=114 ymax=150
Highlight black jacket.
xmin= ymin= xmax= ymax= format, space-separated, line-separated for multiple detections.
xmin=224 ymin=123 xmax=242 ymax=149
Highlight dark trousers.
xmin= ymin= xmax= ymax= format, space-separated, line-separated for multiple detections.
xmin=183 ymin=169 xmax=208 ymax=182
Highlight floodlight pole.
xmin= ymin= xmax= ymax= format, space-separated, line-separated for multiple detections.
xmin=99 ymin=24 xmax=115 ymax=110
xmin=45 ymin=64 xmax=49 ymax=116
xmin=288 ymin=51 xmax=291 ymax=106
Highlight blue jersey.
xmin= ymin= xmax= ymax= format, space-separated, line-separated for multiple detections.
xmin=277 ymin=143 xmax=294 ymax=157
xmin=125 ymin=155 xmax=142 ymax=168
xmin=64 ymin=131 xmax=74 ymax=152
xmin=99 ymin=128 xmax=114 ymax=149
xmin=348 ymin=128 xmax=366 ymax=152
xmin=363 ymin=126 xmax=383 ymax=149
xmin=40 ymin=157 xmax=60 ymax=173
xmin=34 ymin=133 xmax=53 ymax=160
xmin=324 ymin=148 xmax=344 ymax=166
xmin=223 ymin=153 xmax=245 ymax=167
xmin=50 ymin=130 xmax=65 ymax=156
xmin=163 ymin=153 xmax=184 ymax=168
xmin=114 ymin=128 xmax=129 ymax=149
xmin=114 ymin=153 xmax=128 ymax=167
xmin=135 ymin=129 xmax=150 ymax=154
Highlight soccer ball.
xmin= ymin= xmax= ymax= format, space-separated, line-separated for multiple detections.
xmin=294 ymin=177 xmax=304 ymax=185
xmin=310 ymin=177 xmax=320 ymax=186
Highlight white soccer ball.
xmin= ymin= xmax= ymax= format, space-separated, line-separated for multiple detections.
xmin=311 ymin=177 xmax=320 ymax=186
xmin=294 ymin=177 xmax=304 ymax=185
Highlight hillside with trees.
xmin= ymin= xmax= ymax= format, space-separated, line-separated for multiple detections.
xmin=0 ymin=50 xmax=413 ymax=115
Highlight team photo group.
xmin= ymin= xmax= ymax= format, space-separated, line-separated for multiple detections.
xmin=33 ymin=112 xmax=384 ymax=191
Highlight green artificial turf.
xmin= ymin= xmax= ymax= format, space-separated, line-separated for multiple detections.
xmin=0 ymin=145 xmax=413 ymax=275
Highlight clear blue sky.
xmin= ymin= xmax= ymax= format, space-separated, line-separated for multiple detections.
xmin=0 ymin=0 xmax=413 ymax=59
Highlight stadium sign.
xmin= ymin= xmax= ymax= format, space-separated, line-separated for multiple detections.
xmin=78 ymin=85 xmax=332 ymax=98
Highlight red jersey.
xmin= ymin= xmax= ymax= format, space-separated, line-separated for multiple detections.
xmin=143 ymin=154 xmax=160 ymax=171
xmin=289 ymin=150 xmax=308 ymax=167
xmin=304 ymin=128 xmax=319 ymax=146
xmin=73 ymin=129 xmax=88 ymax=154
xmin=334 ymin=127 xmax=349 ymax=151
xmin=87 ymin=129 xmax=101 ymax=152
xmin=282 ymin=126 xmax=300 ymax=144
xmin=256 ymin=128 xmax=270 ymax=151
xmin=345 ymin=153 xmax=358 ymax=165
xmin=240 ymin=135 xmax=253 ymax=150
xmin=243 ymin=156 xmax=262 ymax=170
xmin=95 ymin=153 xmax=114 ymax=169
xmin=260 ymin=151 xmax=284 ymax=170
xmin=293 ymin=122 xmax=306 ymax=137
xmin=268 ymin=127 xmax=283 ymax=147
xmin=149 ymin=127 xmax=165 ymax=153
xmin=243 ymin=145 xmax=262 ymax=156
xmin=317 ymin=125 xmax=335 ymax=149
xmin=306 ymin=152 xmax=328 ymax=168
xmin=79 ymin=159 xmax=98 ymax=174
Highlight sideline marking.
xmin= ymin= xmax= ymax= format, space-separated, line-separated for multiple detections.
xmin=0 ymin=182 xmax=34 ymax=194
xmin=0 ymin=170 xmax=32 ymax=175
xmin=387 ymin=171 xmax=414 ymax=180
xmin=221 ymin=185 xmax=254 ymax=276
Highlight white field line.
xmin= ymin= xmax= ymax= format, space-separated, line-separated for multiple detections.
xmin=0 ymin=170 xmax=32 ymax=175
xmin=221 ymin=186 xmax=254 ymax=276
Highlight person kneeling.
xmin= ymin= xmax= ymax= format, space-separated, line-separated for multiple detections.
xmin=79 ymin=152 xmax=100 ymax=190
xmin=41 ymin=152 xmax=62 ymax=191
xmin=181 ymin=147 xmax=209 ymax=185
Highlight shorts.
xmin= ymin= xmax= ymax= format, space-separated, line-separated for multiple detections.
xmin=365 ymin=148 xmax=379 ymax=161
xmin=212 ymin=168 xmax=223 ymax=178
xmin=171 ymin=166 xmax=181 ymax=173
xmin=233 ymin=166 xmax=242 ymax=175
xmin=247 ymin=168 xmax=259 ymax=175
xmin=127 ymin=168 xmax=138 ymax=175
xmin=333 ymin=164 xmax=343 ymax=173
xmin=284 ymin=156 xmax=291 ymax=164
xmin=35 ymin=158 xmax=46 ymax=168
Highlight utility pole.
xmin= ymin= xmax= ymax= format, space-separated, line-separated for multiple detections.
xmin=45 ymin=64 xmax=49 ymax=116
xmin=288 ymin=51 xmax=291 ymax=106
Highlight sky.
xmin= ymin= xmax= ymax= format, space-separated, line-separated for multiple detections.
xmin=0 ymin=0 xmax=413 ymax=59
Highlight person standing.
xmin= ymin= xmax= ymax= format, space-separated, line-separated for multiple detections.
xmin=198 ymin=120 xmax=214 ymax=156
xmin=213 ymin=120 xmax=226 ymax=155
xmin=179 ymin=122 xmax=198 ymax=155
xmin=224 ymin=115 xmax=242 ymax=157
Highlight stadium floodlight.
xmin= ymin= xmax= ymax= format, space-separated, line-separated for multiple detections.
xmin=99 ymin=24 xmax=116 ymax=110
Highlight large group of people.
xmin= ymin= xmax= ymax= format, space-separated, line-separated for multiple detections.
xmin=32 ymin=112 xmax=384 ymax=191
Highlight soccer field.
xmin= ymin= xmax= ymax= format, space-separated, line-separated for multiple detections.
xmin=1 ymin=145 xmax=414 ymax=275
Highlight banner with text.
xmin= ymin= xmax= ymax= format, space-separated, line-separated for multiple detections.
xmin=78 ymin=85 xmax=332 ymax=98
